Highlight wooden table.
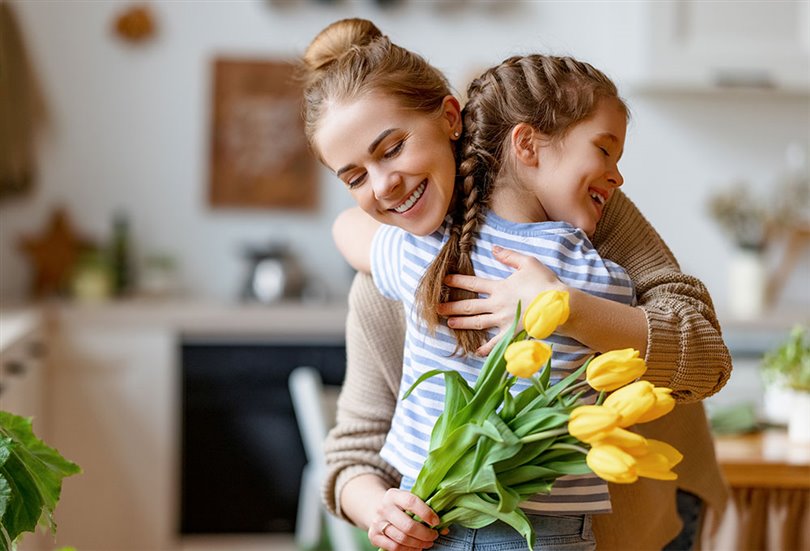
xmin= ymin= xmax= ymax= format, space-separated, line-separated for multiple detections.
xmin=708 ymin=430 xmax=810 ymax=550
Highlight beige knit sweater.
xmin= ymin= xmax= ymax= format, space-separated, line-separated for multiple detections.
xmin=324 ymin=190 xmax=731 ymax=550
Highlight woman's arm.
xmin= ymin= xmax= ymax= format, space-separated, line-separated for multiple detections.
xmin=590 ymin=190 xmax=732 ymax=402
xmin=323 ymin=273 xmax=443 ymax=549
xmin=323 ymin=273 xmax=403 ymax=520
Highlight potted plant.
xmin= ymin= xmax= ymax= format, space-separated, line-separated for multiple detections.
xmin=0 ymin=411 xmax=80 ymax=550
xmin=707 ymin=182 xmax=771 ymax=319
xmin=760 ymin=325 xmax=810 ymax=443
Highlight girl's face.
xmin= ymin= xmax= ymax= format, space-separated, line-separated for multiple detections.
xmin=314 ymin=93 xmax=461 ymax=237
xmin=531 ymin=96 xmax=627 ymax=237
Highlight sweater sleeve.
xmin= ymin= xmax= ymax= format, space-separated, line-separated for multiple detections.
xmin=322 ymin=272 xmax=405 ymax=520
xmin=592 ymin=190 xmax=732 ymax=402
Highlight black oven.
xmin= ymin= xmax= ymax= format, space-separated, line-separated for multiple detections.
xmin=179 ymin=338 xmax=345 ymax=534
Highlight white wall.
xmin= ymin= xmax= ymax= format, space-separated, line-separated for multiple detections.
xmin=2 ymin=0 xmax=808 ymax=313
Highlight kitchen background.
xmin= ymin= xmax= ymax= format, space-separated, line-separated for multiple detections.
xmin=1 ymin=0 xmax=809 ymax=308
xmin=1 ymin=1 xmax=809 ymax=551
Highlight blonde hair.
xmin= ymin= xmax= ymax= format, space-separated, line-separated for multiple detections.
xmin=301 ymin=18 xmax=452 ymax=152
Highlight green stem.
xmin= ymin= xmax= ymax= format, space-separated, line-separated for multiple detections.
xmin=519 ymin=428 xmax=569 ymax=444
xmin=530 ymin=375 xmax=547 ymax=395
xmin=549 ymin=442 xmax=590 ymax=455
xmin=559 ymin=380 xmax=592 ymax=397
xmin=595 ymin=390 xmax=606 ymax=405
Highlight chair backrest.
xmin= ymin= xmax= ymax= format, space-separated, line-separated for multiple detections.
xmin=289 ymin=366 xmax=336 ymax=464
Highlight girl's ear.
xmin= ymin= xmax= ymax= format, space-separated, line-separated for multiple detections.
xmin=441 ymin=95 xmax=463 ymax=138
xmin=511 ymin=123 xmax=538 ymax=167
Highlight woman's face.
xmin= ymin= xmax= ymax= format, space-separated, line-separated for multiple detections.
xmin=314 ymin=93 xmax=461 ymax=237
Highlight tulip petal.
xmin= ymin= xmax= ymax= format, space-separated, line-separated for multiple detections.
xmin=586 ymin=348 xmax=647 ymax=392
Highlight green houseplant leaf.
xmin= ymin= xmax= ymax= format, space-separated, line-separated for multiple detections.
xmin=0 ymin=412 xmax=81 ymax=550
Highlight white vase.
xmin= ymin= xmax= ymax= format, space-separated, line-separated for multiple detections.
xmin=762 ymin=382 xmax=793 ymax=425
xmin=788 ymin=391 xmax=810 ymax=444
xmin=728 ymin=249 xmax=767 ymax=319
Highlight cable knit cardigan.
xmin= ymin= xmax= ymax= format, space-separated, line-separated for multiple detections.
xmin=324 ymin=190 xmax=731 ymax=550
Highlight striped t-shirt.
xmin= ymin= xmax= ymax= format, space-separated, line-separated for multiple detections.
xmin=370 ymin=211 xmax=635 ymax=515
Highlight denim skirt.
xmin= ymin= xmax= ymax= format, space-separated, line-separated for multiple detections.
xmin=430 ymin=514 xmax=595 ymax=551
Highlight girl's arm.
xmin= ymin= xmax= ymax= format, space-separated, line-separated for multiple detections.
xmin=440 ymin=191 xmax=731 ymax=402
xmin=590 ymin=190 xmax=732 ymax=402
xmin=332 ymin=206 xmax=380 ymax=273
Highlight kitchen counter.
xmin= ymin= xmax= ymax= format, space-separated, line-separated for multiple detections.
xmin=0 ymin=307 xmax=41 ymax=354
xmin=41 ymin=298 xmax=349 ymax=339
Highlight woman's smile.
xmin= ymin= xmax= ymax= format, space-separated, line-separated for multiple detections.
xmin=391 ymin=179 xmax=427 ymax=214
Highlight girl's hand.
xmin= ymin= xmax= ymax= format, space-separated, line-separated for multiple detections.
xmin=438 ymin=246 xmax=567 ymax=356
xmin=368 ymin=488 xmax=443 ymax=550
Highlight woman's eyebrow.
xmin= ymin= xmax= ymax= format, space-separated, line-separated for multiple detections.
xmin=368 ymin=128 xmax=398 ymax=153
xmin=336 ymin=128 xmax=399 ymax=177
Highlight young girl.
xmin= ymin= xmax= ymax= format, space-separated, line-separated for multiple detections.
xmin=303 ymin=18 xmax=730 ymax=551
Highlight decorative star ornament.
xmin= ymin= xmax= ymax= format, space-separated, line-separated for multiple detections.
xmin=18 ymin=208 xmax=87 ymax=298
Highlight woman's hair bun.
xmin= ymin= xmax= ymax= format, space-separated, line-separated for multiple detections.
xmin=303 ymin=18 xmax=383 ymax=73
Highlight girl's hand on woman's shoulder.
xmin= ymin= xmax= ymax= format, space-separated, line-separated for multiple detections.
xmin=368 ymin=488 xmax=444 ymax=550
xmin=438 ymin=246 xmax=567 ymax=356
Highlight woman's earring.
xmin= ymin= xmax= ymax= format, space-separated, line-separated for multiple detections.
xmin=453 ymin=131 xmax=460 ymax=139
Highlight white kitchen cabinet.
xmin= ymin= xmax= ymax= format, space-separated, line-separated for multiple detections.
xmin=38 ymin=299 xmax=348 ymax=551
xmin=641 ymin=1 xmax=810 ymax=93
xmin=45 ymin=310 xmax=178 ymax=551
xmin=0 ymin=311 xmax=50 ymax=551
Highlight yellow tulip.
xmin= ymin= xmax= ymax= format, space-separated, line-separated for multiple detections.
xmin=603 ymin=381 xmax=657 ymax=427
xmin=586 ymin=444 xmax=638 ymax=484
xmin=586 ymin=348 xmax=647 ymax=392
xmin=523 ymin=290 xmax=570 ymax=340
xmin=568 ymin=405 xmax=621 ymax=443
xmin=634 ymin=387 xmax=676 ymax=424
xmin=633 ymin=440 xmax=683 ymax=481
xmin=596 ymin=427 xmax=649 ymax=456
xmin=505 ymin=340 xmax=552 ymax=378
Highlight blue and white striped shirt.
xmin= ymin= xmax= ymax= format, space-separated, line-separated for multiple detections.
xmin=370 ymin=211 xmax=635 ymax=514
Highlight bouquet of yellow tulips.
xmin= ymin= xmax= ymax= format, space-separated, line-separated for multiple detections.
xmin=404 ymin=290 xmax=681 ymax=550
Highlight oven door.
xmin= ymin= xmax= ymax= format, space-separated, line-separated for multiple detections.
xmin=180 ymin=338 xmax=345 ymax=534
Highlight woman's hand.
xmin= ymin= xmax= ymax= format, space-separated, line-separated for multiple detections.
xmin=437 ymin=246 xmax=567 ymax=356
xmin=367 ymin=488 xmax=443 ymax=550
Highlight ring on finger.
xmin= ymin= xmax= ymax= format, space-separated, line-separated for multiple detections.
xmin=381 ymin=520 xmax=393 ymax=537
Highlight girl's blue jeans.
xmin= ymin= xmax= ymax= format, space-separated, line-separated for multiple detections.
xmin=429 ymin=514 xmax=595 ymax=551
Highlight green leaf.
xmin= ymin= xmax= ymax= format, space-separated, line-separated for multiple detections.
xmin=509 ymin=409 xmax=569 ymax=438
xmin=538 ymin=354 xmax=552 ymax=389
xmin=0 ymin=412 xmax=81 ymax=549
xmin=531 ymin=361 xmax=589 ymax=409
xmin=411 ymin=422 xmax=496 ymax=499
xmin=499 ymin=380 xmax=518 ymax=422
xmin=430 ymin=371 xmax=474 ymax=450
xmin=472 ymin=303 xmax=521 ymax=395
xmin=510 ymin=478 xmax=555 ymax=496
xmin=497 ymin=465 xmax=562 ymax=486
xmin=441 ymin=494 xmax=536 ymax=551
xmin=495 ymin=438 xmax=555 ymax=472
xmin=402 ymin=368 xmax=454 ymax=400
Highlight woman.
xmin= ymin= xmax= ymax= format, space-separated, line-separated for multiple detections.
xmin=303 ymin=18 xmax=730 ymax=550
